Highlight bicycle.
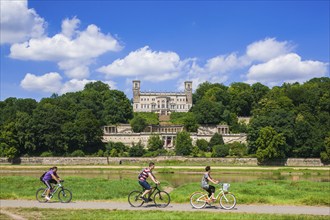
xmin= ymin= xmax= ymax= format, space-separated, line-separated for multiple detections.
xmin=190 ymin=183 xmax=236 ymax=210
xmin=128 ymin=184 xmax=170 ymax=208
xmin=36 ymin=180 xmax=72 ymax=203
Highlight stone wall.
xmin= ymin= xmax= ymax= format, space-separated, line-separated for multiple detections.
xmin=0 ymin=157 xmax=326 ymax=166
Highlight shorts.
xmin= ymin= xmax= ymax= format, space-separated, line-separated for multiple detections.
xmin=139 ymin=180 xmax=151 ymax=190
xmin=43 ymin=180 xmax=53 ymax=190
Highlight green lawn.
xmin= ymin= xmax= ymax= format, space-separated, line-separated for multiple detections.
xmin=1 ymin=176 xmax=329 ymax=206
xmin=1 ymin=208 xmax=328 ymax=220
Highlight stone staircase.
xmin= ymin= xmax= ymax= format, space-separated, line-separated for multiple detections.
xmin=159 ymin=115 xmax=170 ymax=122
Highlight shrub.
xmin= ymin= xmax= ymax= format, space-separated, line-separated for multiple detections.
xmin=175 ymin=131 xmax=193 ymax=156
xmin=40 ymin=151 xmax=53 ymax=157
xmin=129 ymin=142 xmax=145 ymax=157
xmin=196 ymin=139 xmax=209 ymax=152
xmin=95 ymin=149 xmax=104 ymax=157
xmin=130 ymin=115 xmax=147 ymax=132
xmin=71 ymin=150 xmax=85 ymax=157
xmin=208 ymin=133 xmax=224 ymax=151
xmin=211 ymin=144 xmax=229 ymax=157
xmin=228 ymin=142 xmax=248 ymax=157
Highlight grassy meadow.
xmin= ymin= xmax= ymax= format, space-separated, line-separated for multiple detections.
xmin=1 ymin=176 xmax=329 ymax=206
xmin=1 ymin=208 xmax=329 ymax=220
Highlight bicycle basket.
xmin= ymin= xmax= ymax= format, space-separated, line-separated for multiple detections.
xmin=222 ymin=183 xmax=230 ymax=191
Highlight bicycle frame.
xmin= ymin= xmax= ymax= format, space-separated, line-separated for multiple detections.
xmin=143 ymin=184 xmax=160 ymax=200
xmin=201 ymin=184 xmax=230 ymax=202
xmin=44 ymin=182 xmax=63 ymax=198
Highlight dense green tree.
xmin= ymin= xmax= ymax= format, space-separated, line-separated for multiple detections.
xmin=211 ymin=145 xmax=229 ymax=157
xmin=320 ymin=134 xmax=330 ymax=163
xmin=248 ymin=109 xmax=295 ymax=155
xmin=228 ymin=82 xmax=253 ymax=116
xmin=255 ymin=127 xmax=286 ymax=163
xmin=105 ymin=141 xmax=128 ymax=157
xmin=193 ymin=82 xmax=216 ymax=104
xmin=129 ymin=141 xmax=146 ymax=157
xmin=147 ymin=134 xmax=163 ymax=152
xmin=84 ymin=81 xmax=111 ymax=92
xmin=209 ymin=133 xmax=224 ymax=150
xmin=196 ymin=139 xmax=209 ymax=152
xmin=0 ymin=122 xmax=19 ymax=159
xmin=192 ymin=99 xmax=225 ymax=124
xmin=0 ymin=98 xmax=37 ymax=126
xmin=175 ymin=131 xmax=193 ymax=156
xmin=251 ymin=82 xmax=270 ymax=107
xmin=203 ymin=86 xmax=230 ymax=105
xmin=130 ymin=115 xmax=147 ymax=133
xmin=103 ymin=90 xmax=133 ymax=124
xmin=71 ymin=109 xmax=103 ymax=153
xmin=183 ymin=112 xmax=199 ymax=132
xmin=29 ymin=100 xmax=69 ymax=155
xmin=293 ymin=114 xmax=324 ymax=157
xmin=14 ymin=112 xmax=36 ymax=155
xmin=228 ymin=142 xmax=247 ymax=157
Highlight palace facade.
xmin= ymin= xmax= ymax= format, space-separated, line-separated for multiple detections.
xmin=103 ymin=124 xmax=247 ymax=148
xmin=132 ymin=80 xmax=193 ymax=115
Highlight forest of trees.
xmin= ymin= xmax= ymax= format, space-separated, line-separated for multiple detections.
xmin=1 ymin=78 xmax=329 ymax=163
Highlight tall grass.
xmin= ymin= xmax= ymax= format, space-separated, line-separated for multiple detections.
xmin=0 ymin=176 xmax=169 ymax=202
xmin=1 ymin=176 xmax=329 ymax=206
xmin=1 ymin=208 xmax=328 ymax=220
xmin=171 ymin=180 xmax=330 ymax=206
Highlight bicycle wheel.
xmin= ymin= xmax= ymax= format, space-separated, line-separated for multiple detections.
xmin=58 ymin=188 xmax=72 ymax=203
xmin=219 ymin=192 xmax=236 ymax=210
xmin=153 ymin=191 xmax=170 ymax=208
xmin=190 ymin=192 xmax=207 ymax=209
xmin=128 ymin=190 xmax=144 ymax=207
xmin=36 ymin=188 xmax=47 ymax=203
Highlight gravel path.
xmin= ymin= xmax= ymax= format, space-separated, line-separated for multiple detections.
xmin=1 ymin=200 xmax=329 ymax=216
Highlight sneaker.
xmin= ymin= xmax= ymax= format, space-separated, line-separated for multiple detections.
xmin=140 ymin=196 xmax=147 ymax=202
xmin=45 ymin=196 xmax=51 ymax=201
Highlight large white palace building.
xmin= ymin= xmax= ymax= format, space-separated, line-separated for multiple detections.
xmin=102 ymin=80 xmax=247 ymax=147
xmin=132 ymin=80 xmax=193 ymax=115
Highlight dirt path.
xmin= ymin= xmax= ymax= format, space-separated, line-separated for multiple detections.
xmin=1 ymin=200 xmax=329 ymax=216
xmin=0 ymin=209 xmax=27 ymax=220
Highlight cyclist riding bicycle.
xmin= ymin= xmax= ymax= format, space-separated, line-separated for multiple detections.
xmin=201 ymin=166 xmax=219 ymax=202
xmin=42 ymin=166 xmax=61 ymax=201
xmin=138 ymin=162 xmax=160 ymax=202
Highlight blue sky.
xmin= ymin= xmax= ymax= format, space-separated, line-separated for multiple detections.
xmin=1 ymin=0 xmax=329 ymax=101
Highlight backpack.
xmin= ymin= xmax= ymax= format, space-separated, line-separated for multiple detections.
xmin=40 ymin=171 xmax=47 ymax=181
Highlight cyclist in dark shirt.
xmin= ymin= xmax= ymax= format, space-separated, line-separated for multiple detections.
xmin=138 ymin=162 xmax=160 ymax=202
xmin=42 ymin=166 xmax=61 ymax=201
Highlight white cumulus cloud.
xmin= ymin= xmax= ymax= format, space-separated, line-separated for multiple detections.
xmin=97 ymin=46 xmax=187 ymax=81
xmin=20 ymin=73 xmax=116 ymax=95
xmin=20 ymin=72 xmax=63 ymax=93
xmin=246 ymin=53 xmax=328 ymax=86
xmin=246 ymin=37 xmax=294 ymax=62
xmin=0 ymin=0 xmax=46 ymax=44
xmin=10 ymin=17 xmax=122 ymax=79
